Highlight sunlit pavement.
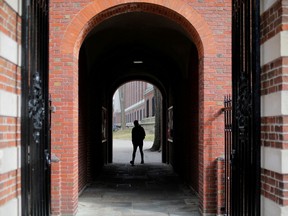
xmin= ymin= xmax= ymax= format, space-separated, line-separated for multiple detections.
xmin=112 ymin=139 xmax=161 ymax=164
xmin=77 ymin=140 xmax=200 ymax=216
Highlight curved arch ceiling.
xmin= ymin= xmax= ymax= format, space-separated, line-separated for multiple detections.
xmin=80 ymin=12 xmax=198 ymax=93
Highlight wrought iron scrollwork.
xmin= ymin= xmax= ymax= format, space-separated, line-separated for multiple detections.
xmin=28 ymin=72 xmax=45 ymax=144
xmin=38 ymin=0 xmax=48 ymax=14
xmin=236 ymin=72 xmax=252 ymax=138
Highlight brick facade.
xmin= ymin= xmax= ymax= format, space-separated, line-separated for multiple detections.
xmin=261 ymin=57 xmax=288 ymax=95
xmin=261 ymin=169 xmax=288 ymax=206
xmin=261 ymin=116 xmax=288 ymax=149
xmin=143 ymin=85 xmax=155 ymax=119
xmin=123 ymin=81 xmax=149 ymax=125
xmin=49 ymin=0 xmax=231 ymax=215
xmin=0 ymin=1 xmax=22 ymax=215
xmin=260 ymin=0 xmax=288 ymax=214
xmin=113 ymin=82 xmax=156 ymax=131
xmin=260 ymin=0 xmax=288 ymax=44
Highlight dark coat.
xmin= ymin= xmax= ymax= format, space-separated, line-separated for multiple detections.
xmin=132 ymin=125 xmax=145 ymax=145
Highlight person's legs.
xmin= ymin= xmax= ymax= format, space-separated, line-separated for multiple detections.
xmin=139 ymin=143 xmax=144 ymax=164
xmin=130 ymin=144 xmax=138 ymax=165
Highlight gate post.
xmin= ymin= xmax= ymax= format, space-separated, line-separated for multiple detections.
xmin=50 ymin=52 xmax=79 ymax=214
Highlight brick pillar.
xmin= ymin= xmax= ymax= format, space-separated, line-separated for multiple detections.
xmin=260 ymin=0 xmax=288 ymax=214
xmin=216 ymin=157 xmax=225 ymax=215
xmin=50 ymin=53 xmax=79 ymax=214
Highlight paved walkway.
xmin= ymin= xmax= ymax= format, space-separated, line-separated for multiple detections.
xmin=112 ymin=139 xmax=161 ymax=164
xmin=77 ymin=140 xmax=200 ymax=216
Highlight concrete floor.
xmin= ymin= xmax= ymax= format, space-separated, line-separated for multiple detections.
xmin=77 ymin=140 xmax=200 ymax=216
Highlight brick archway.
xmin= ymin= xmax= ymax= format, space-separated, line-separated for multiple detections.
xmin=50 ymin=1 xmax=230 ymax=215
xmin=61 ymin=1 xmax=216 ymax=57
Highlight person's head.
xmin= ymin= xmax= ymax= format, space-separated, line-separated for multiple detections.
xmin=134 ymin=120 xmax=139 ymax=126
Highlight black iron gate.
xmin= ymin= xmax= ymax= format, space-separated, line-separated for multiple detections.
xmin=231 ymin=0 xmax=261 ymax=215
xmin=224 ymin=96 xmax=232 ymax=215
xmin=21 ymin=0 xmax=50 ymax=215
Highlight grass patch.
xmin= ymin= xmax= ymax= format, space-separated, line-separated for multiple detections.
xmin=113 ymin=128 xmax=154 ymax=141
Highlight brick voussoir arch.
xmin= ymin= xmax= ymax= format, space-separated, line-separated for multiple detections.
xmin=56 ymin=1 xmax=218 ymax=215
xmin=61 ymin=0 xmax=216 ymax=57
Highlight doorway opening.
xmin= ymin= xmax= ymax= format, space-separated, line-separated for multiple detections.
xmin=112 ymin=81 xmax=162 ymax=164
xmin=77 ymin=9 xmax=201 ymax=211
xmin=51 ymin=2 xmax=226 ymax=214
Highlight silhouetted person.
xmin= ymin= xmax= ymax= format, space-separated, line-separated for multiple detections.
xmin=130 ymin=120 xmax=146 ymax=166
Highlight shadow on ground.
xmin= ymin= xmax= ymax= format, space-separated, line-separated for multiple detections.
xmin=77 ymin=140 xmax=199 ymax=216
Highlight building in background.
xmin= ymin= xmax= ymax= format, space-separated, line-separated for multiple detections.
xmin=113 ymin=81 xmax=155 ymax=131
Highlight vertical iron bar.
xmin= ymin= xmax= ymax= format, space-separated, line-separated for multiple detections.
xmin=31 ymin=0 xmax=37 ymax=214
xmin=232 ymin=0 xmax=260 ymax=215
xmin=232 ymin=1 xmax=239 ymax=214
xmin=224 ymin=95 xmax=232 ymax=216
xmin=21 ymin=0 xmax=30 ymax=215
xmin=229 ymin=96 xmax=232 ymax=216
xmin=21 ymin=0 xmax=50 ymax=215
xmin=252 ymin=0 xmax=261 ymax=214
xmin=38 ymin=3 xmax=44 ymax=215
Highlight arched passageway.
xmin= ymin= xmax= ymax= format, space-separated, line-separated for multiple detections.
xmin=50 ymin=2 xmax=230 ymax=215
xmin=78 ymin=9 xmax=200 ymax=192
xmin=111 ymin=82 xmax=163 ymax=161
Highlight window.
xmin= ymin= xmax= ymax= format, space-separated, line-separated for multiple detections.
xmin=152 ymin=97 xmax=155 ymax=116
xmin=146 ymin=100 xmax=149 ymax=117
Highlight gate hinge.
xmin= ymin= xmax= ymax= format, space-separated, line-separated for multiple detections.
xmin=44 ymin=149 xmax=51 ymax=167
xmin=51 ymin=154 xmax=60 ymax=163
xmin=49 ymin=95 xmax=56 ymax=113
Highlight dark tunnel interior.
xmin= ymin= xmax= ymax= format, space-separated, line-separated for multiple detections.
xmin=78 ymin=11 xmax=200 ymax=195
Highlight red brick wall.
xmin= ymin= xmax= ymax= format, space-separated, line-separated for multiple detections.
xmin=261 ymin=57 xmax=288 ymax=95
xmin=260 ymin=0 xmax=288 ymax=211
xmin=261 ymin=116 xmax=288 ymax=149
xmin=0 ymin=117 xmax=20 ymax=148
xmin=216 ymin=158 xmax=225 ymax=215
xmin=0 ymin=170 xmax=21 ymax=206
xmin=0 ymin=2 xmax=21 ymax=42
xmin=260 ymin=0 xmax=288 ymax=44
xmin=0 ymin=58 xmax=21 ymax=94
xmin=124 ymin=81 xmax=148 ymax=123
xmin=0 ymin=0 xmax=21 ymax=212
xmin=261 ymin=169 xmax=288 ymax=206
xmin=261 ymin=116 xmax=288 ymax=207
xmin=49 ymin=1 xmax=231 ymax=215
xmin=124 ymin=81 xmax=146 ymax=108
xmin=78 ymin=48 xmax=89 ymax=193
